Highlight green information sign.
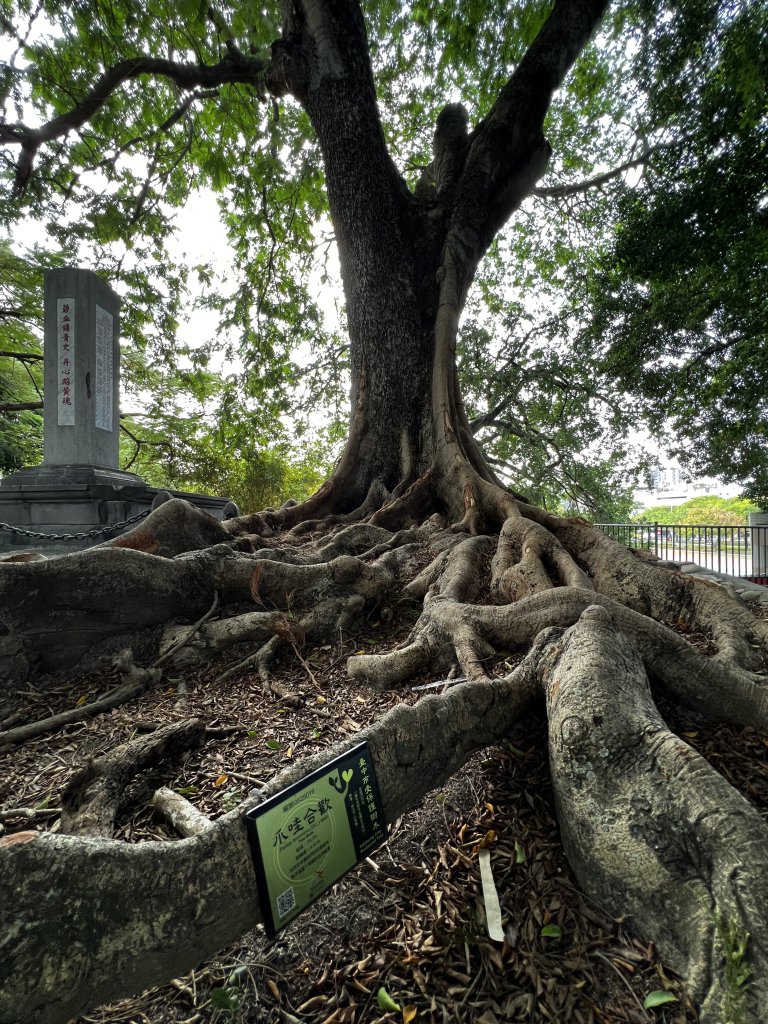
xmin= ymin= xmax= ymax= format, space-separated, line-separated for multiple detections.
xmin=245 ymin=741 xmax=387 ymax=935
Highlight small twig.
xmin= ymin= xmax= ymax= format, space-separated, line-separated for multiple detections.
xmin=0 ymin=806 xmax=61 ymax=822
xmin=205 ymin=725 xmax=242 ymax=739
xmin=216 ymin=649 xmax=263 ymax=685
xmin=153 ymin=591 xmax=220 ymax=668
xmin=289 ymin=638 xmax=319 ymax=688
xmin=225 ymin=769 xmax=266 ymax=788
xmin=216 ymin=635 xmax=282 ymax=686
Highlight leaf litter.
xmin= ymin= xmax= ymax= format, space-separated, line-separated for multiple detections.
xmin=4 ymin=603 xmax=767 ymax=1023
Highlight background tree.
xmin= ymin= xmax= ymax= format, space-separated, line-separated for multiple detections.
xmin=635 ymin=495 xmax=759 ymax=527
xmin=0 ymin=242 xmax=48 ymax=471
xmin=1 ymin=3 xmax=768 ymax=1024
xmin=587 ymin=0 xmax=768 ymax=504
xmin=0 ymin=241 xmax=335 ymax=510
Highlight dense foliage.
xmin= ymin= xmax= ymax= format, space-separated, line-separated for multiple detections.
xmin=589 ymin=0 xmax=768 ymax=505
xmin=634 ymin=495 xmax=759 ymax=527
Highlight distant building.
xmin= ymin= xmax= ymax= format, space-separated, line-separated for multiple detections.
xmin=634 ymin=463 xmax=742 ymax=510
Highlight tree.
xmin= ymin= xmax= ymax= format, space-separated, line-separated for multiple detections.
xmin=636 ymin=496 xmax=759 ymax=528
xmin=0 ymin=242 xmax=48 ymax=471
xmin=587 ymin=0 xmax=768 ymax=503
xmin=1 ymin=3 xmax=768 ymax=1023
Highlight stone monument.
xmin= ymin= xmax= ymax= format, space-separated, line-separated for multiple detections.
xmin=0 ymin=267 xmax=235 ymax=554
xmin=44 ymin=267 xmax=121 ymax=469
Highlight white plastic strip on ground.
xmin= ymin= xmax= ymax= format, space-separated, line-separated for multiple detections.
xmin=478 ymin=848 xmax=504 ymax=941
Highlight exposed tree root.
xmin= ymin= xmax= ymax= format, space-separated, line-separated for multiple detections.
xmin=1 ymin=487 xmax=767 ymax=1024
xmin=0 ymin=805 xmax=61 ymax=824
xmin=0 ymin=667 xmax=538 ymax=1024
xmin=0 ymin=650 xmax=162 ymax=750
xmin=107 ymin=497 xmax=231 ymax=556
xmin=60 ymin=718 xmax=208 ymax=838
xmin=154 ymin=590 xmax=221 ymax=668
xmin=543 ymin=605 xmax=768 ymax=1024
xmin=490 ymin=515 xmax=593 ymax=601
xmin=151 ymin=786 xmax=213 ymax=837
xmin=352 ymin=585 xmax=768 ymax=728
xmin=159 ymin=607 xmax=284 ymax=669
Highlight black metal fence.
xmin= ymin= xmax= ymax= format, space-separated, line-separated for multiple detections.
xmin=595 ymin=523 xmax=768 ymax=580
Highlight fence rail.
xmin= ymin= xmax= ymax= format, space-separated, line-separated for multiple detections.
xmin=595 ymin=523 xmax=768 ymax=580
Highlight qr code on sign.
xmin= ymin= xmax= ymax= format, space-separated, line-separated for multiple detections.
xmin=276 ymin=887 xmax=296 ymax=919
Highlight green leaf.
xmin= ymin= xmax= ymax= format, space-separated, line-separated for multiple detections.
xmin=175 ymin=786 xmax=198 ymax=796
xmin=540 ymin=924 xmax=562 ymax=939
xmin=514 ymin=840 xmax=526 ymax=864
xmin=266 ymin=739 xmax=282 ymax=750
xmin=209 ymin=986 xmax=238 ymax=1010
xmin=643 ymin=990 xmax=678 ymax=1009
xmin=376 ymin=987 xmax=401 ymax=1012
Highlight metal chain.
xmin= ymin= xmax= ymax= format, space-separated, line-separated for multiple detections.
xmin=0 ymin=508 xmax=151 ymax=542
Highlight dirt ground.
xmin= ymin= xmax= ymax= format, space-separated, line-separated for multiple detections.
xmin=3 ymin=601 xmax=768 ymax=1024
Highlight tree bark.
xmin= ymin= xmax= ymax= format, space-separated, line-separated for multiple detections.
xmin=544 ymin=605 xmax=768 ymax=1024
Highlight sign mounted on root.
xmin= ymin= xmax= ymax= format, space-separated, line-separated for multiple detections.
xmin=246 ymin=741 xmax=387 ymax=935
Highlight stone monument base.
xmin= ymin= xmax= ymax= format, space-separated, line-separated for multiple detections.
xmin=0 ymin=464 xmax=236 ymax=555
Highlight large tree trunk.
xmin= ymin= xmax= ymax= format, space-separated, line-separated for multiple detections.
xmin=2 ymin=2 xmax=766 ymax=1022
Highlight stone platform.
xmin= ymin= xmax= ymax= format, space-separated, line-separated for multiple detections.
xmin=0 ymin=464 xmax=236 ymax=556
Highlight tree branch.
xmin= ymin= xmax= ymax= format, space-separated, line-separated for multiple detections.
xmin=682 ymin=334 xmax=747 ymax=375
xmin=1 ymin=53 xmax=281 ymax=193
xmin=0 ymin=309 xmax=34 ymax=322
xmin=469 ymin=395 xmax=520 ymax=434
xmin=533 ymin=146 xmax=661 ymax=198
xmin=0 ymin=401 xmax=43 ymax=413
xmin=0 ymin=350 xmax=43 ymax=360
xmin=454 ymin=0 xmax=611 ymax=264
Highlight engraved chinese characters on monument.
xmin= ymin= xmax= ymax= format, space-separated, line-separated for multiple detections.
xmin=57 ymin=299 xmax=75 ymax=426
xmin=42 ymin=267 xmax=121 ymax=469
xmin=94 ymin=305 xmax=114 ymax=432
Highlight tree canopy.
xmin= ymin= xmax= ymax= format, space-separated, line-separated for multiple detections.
xmin=635 ymin=494 xmax=759 ymax=527
xmin=6 ymin=0 xmax=760 ymax=514
xmin=3 ymin=0 xmax=763 ymax=511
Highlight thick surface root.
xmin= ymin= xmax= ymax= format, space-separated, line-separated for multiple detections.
xmin=0 ymin=671 xmax=537 ymax=1024
xmin=2 ymin=492 xmax=768 ymax=1023
xmin=61 ymin=719 xmax=208 ymax=838
xmin=490 ymin=516 xmax=592 ymax=602
xmin=543 ymin=605 xmax=768 ymax=1024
